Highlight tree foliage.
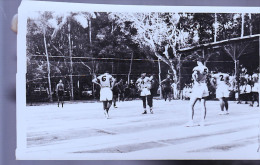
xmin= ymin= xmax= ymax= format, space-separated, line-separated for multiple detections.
xmin=27 ymin=11 xmax=260 ymax=98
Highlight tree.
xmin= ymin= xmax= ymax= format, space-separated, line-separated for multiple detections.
xmin=110 ymin=12 xmax=195 ymax=82
xmin=50 ymin=11 xmax=96 ymax=100
xmin=27 ymin=11 xmax=55 ymax=101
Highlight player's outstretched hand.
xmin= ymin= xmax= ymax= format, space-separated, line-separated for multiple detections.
xmin=11 ymin=14 xmax=18 ymax=33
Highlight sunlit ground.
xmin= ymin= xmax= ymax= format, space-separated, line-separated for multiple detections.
xmin=22 ymin=99 xmax=260 ymax=160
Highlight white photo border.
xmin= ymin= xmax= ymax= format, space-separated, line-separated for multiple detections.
xmin=16 ymin=0 xmax=260 ymax=160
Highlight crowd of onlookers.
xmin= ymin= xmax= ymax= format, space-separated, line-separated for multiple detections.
xmin=26 ymin=65 xmax=259 ymax=106
xmin=182 ymin=68 xmax=259 ymax=107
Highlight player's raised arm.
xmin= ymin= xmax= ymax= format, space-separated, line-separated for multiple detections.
xmin=210 ymin=74 xmax=217 ymax=89
xmin=192 ymin=69 xmax=199 ymax=83
xmin=226 ymin=75 xmax=231 ymax=86
xmin=56 ymin=84 xmax=59 ymax=94
xmin=136 ymin=78 xmax=142 ymax=90
xmin=135 ymin=79 xmax=140 ymax=86
xmin=92 ymin=76 xmax=101 ymax=87
xmin=110 ymin=77 xmax=116 ymax=89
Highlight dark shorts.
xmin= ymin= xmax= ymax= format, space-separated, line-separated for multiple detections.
xmin=58 ymin=91 xmax=64 ymax=97
xmin=164 ymin=87 xmax=171 ymax=93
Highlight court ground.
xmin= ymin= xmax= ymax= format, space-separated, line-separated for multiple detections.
xmin=22 ymin=100 xmax=260 ymax=159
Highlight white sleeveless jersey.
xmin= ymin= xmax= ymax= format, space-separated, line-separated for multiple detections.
xmin=193 ymin=65 xmax=208 ymax=83
xmin=97 ymin=73 xmax=115 ymax=88
xmin=212 ymin=73 xmax=229 ymax=86
xmin=136 ymin=77 xmax=151 ymax=90
xmin=56 ymin=83 xmax=64 ymax=91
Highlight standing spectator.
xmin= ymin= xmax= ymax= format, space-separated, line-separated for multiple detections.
xmin=136 ymin=73 xmax=153 ymax=114
xmin=56 ymin=80 xmax=65 ymax=108
xmin=112 ymin=78 xmax=123 ymax=108
xmin=150 ymin=74 xmax=159 ymax=108
xmin=250 ymin=73 xmax=259 ymax=107
xmin=161 ymin=74 xmax=173 ymax=102
xmin=128 ymin=79 xmax=137 ymax=100
xmin=244 ymin=81 xmax=252 ymax=104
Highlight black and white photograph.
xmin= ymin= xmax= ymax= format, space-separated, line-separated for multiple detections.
xmin=16 ymin=0 xmax=260 ymax=160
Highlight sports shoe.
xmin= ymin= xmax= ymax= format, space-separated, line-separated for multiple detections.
xmin=219 ymin=111 xmax=225 ymax=115
xmin=185 ymin=121 xmax=194 ymax=127
xmin=150 ymin=109 xmax=154 ymax=114
xmin=225 ymin=111 xmax=229 ymax=115
xmin=142 ymin=111 xmax=147 ymax=114
xmin=114 ymin=106 xmax=118 ymax=108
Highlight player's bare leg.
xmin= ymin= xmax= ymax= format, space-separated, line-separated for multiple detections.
xmin=185 ymin=97 xmax=198 ymax=127
xmin=223 ymin=97 xmax=229 ymax=114
xmin=164 ymin=91 xmax=167 ymax=101
xmin=218 ymin=97 xmax=225 ymax=115
xmin=61 ymin=96 xmax=64 ymax=108
xmin=106 ymin=101 xmax=112 ymax=118
xmin=57 ymin=98 xmax=60 ymax=107
xmin=142 ymin=96 xmax=147 ymax=114
xmin=103 ymin=101 xmax=108 ymax=118
xmin=200 ymin=98 xmax=207 ymax=126
xmin=168 ymin=92 xmax=172 ymax=102
xmin=147 ymin=95 xmax=153 ymax=114
xmin=113 ymin=96 xmax=117 ymax=108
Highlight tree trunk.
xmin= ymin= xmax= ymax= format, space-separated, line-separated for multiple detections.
xmin=170 ymin=62 xmax=177 ymax=82
xmin=158 ymin=58 xmax=163 ymax=99
xmin=68 ymin=23 xmax=74 ymax=100
xmin=89 ymin=18 xmax=92 ymax=44
xmin=249 ymin=13 xmax=252 ymax=35
xmin=214 ymin=13 xmax=217 ymax=42
xmin=128 ymin=52 xmax=134 ymax=84
xmin=177 ymin=60 xmax=182 ymax=99
xmin=43 ymin=30 xmax=53 ymax=102
xmin=241 ymin=13 xmax=244 ymax=37
xmin=89 ymin=19 xmax=95 ymax=95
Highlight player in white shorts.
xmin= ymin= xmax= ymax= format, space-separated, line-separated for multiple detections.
xmin=136 ymin=73 xmax=153 ymax=114
xmin=211 ymin=71 xmax=230 ymax=115
xmin=92 ymin=71 xmax=115 ymax=119
xmin=186 ymin=59 xmax=209 ymax=127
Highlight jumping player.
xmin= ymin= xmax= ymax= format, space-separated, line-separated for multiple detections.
xmin=56 ymin=80 xmax=64 ymax=108
xmin=186 ymin=59 xmax=209 ymax=127
xmin=136 ymin=73 xmax=153 ymax=114
xmin=92 ymin=71 xmax=115 ymax=119
xmin=211 ymin=71 xmax=230 ymax=115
